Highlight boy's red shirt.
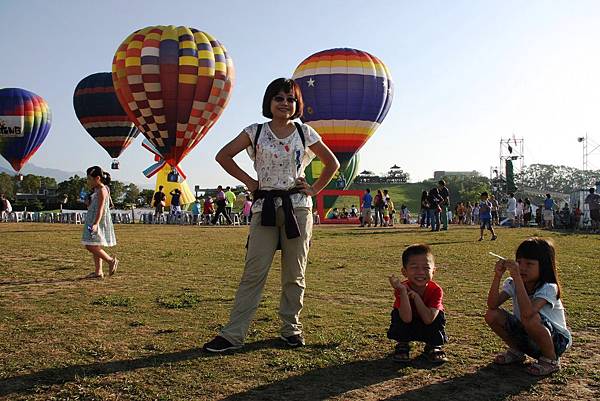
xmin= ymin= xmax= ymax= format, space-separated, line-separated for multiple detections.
xmin=393 ymin=280 xmax=444 ymax=311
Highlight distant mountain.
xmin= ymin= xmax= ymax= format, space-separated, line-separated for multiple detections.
xmin=0 ymin=160 xmax=85 ymax=182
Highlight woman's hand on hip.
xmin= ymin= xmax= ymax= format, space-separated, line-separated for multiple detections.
xmin=295 ymin=177 xmax=315 ymax=196
xmin=246 ymin=179 xmax=259 ymax=193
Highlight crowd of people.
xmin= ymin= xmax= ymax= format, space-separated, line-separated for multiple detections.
xmin=151 ymin=185 xmax=253 ymax=225
xmin=414 ymin=188 xmax=600 ymax=234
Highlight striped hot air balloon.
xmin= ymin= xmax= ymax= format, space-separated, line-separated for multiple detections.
xmin=293 ymin=48 xmax=393 ymax=171
xmin=73 ymin=72 xmax=140 ymax=163
xmin=0 ymin=88 xmax=51 ymax=173
xmin=112 ymin=25 xmax=234 ymax=177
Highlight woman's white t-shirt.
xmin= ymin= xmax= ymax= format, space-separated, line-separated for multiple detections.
xmin=244 ymin=122 xmax=321 ymax=213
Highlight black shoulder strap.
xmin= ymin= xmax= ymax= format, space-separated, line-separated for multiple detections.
xmin=254 ymin=122 xmax=306 ymax=153
xmin=294 ymin=122 xmax=306 ymax=149
xmin=253 ymin=123 xmax=263 ymax=154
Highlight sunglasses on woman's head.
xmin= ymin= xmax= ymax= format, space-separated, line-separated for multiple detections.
xmin=273 ymin=95 xmax=297 ymax=104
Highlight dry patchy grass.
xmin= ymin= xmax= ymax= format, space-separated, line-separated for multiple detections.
xmin=0 ymin=223 xmax=598 ymax=400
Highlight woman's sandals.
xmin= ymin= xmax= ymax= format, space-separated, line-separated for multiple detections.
xmin=527 ymin=356 xmax=560 ymax=376
xmin=495 ymin=349 xmax=560 ymax=376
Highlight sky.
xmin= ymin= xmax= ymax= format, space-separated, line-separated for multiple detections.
xmin=2 ymin=0 xmax=600 ymax=189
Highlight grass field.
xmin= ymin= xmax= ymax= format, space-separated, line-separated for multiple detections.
xmin=0 ymin=223 xmax=598 ymax=400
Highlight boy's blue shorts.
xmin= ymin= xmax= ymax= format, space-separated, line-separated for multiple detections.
xmin=480 ymin=217 xmax=492 ymax=229
xmin=502 ymin=309 xmax=570 ymax=358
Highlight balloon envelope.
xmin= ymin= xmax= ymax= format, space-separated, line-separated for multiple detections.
xmin=73 ymin=72 xmax=140 ymax=159
xmin=0 ymin=88 xmax=51 ymax=172
xmin=292 ymin=48 xmax=393 ymax=169
xmin=112 ymin=25 xmax=234 ymax=169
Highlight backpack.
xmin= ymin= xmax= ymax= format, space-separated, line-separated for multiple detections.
xmin=253 ymin=122 xmax=306 ymax=154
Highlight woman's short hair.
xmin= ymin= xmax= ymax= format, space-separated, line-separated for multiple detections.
xmin=262 ymin=78 xmax=304 ymax=120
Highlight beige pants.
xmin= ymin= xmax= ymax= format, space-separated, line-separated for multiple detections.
xmin=220 ymin=207 xmax=312 ymax=346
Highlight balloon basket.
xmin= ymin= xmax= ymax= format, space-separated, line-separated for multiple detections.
xmin=111 ymin=160 xmax=120 ymax=170
xmin=167 ymin=169 xmax=180 ymax=183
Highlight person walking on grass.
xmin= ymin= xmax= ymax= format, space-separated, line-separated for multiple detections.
xmin=374 ymin=189 xmax=385 ymax=227
xmin=152 ymin=185 xmax=166 ymax=222
xmin=211 ymin=185 xmax=232 ymax=225
xmin=584 ymin=187 xmax=600 ymax=232
xmin=485 ymin=237 xmax=571 ymax=376
xmin=427 ymin=187 xmax=442 ymax=232
xmin=506 ymin=193 xmax=517 ymax=228
xmin=225 ymin=186 xmax=236 ymax=220
xmin=360 ymin=188 xmax=373 ymax=227
xmin=490 ymin=194 xmax=499 ymax=225
xmin=203 ymin=78 xmax=339 ymax=352
xmin=82 ymin=166 xmax=118 ymax=279
xmin=438 ymin=180 xmax=450 ymax=230
xmin=543 ymin=193 xmax=555 ymax=229
xmin=419 ymin=190 xmax=430 ymax=228
xmin=478 ymin=191 xmax=497 ymax=241
xmin=169 ymin=189 xmax=182 ymax=220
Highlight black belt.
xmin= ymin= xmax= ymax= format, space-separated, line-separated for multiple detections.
xmin=253 ymin=189 xmax=301 ymax=239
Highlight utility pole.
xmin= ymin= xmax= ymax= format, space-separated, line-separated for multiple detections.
xmin=577 ymin=133 xmax=600 ymax=171
xmin=577 ymin=134 xmax=588 ymax=170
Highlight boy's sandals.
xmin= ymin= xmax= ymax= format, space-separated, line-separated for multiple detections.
xmin=85 ymin=272 xmax=104 ymax=279
xmin=424 ymin=345 xmax=448 ymax=364
xmin=392 ymin=342 xmax=410 ymax=363
xmin=109 ymin=257 xmax=119 ymax=276
xmin=527 ymin=356 xmax=560 ymax=376
xmin=493 ymin=348 xmax=526 ymax=365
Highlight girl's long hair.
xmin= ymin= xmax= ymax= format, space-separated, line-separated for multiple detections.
xmin=86 ymin=166 xmax=111 ymax=186
xmin=515 ymin=237 xmax=562 ymax=298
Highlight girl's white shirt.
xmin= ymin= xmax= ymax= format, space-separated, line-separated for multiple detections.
xmin=502 ymin=277 xmax=572 ymax=347
xmin=244 ymin=122 xmax=321 ymax=213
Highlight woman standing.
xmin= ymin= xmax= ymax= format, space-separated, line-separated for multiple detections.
xmin=203 ymin=78 xmax=339 ymax=352
xmin=419 ymin=190 xmax=430 ymax=228
xmin=82 ymin=166 xmax=118 ymax=279
xmin=428 ymin=187 xmax=443 ymax=232
xmin=373 ymin=189 xmax=385 ymax=227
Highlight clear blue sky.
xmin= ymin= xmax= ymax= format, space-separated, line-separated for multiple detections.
xmin=2 ymin=0 xmax=600 ymax=188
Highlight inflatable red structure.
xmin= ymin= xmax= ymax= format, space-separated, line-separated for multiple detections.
xmin=316 ymin=189 xmax=363 ymax=224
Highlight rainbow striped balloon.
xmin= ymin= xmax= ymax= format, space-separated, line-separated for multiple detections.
xmin=292 ymin=48 xmax=393 ymax=168
xmin=0 ymin=88 xmax=52 ymax=172
xmin=112 ymin=25 xmax=234 ymax=171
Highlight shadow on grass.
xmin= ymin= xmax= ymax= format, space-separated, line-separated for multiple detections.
xmin=222 ymin=361 xmax=541 ymax=401
xmin=427 ymin=240 xmax=477 ymax=246
xmin=220 ymin=356 xmax=404 ymax=401
xmin=0 ymin=276 xmax=94 ymax=287
xmin=0 ymin=339 xmax=338 ymax=397
xmin=382 ymin=363 xmax=542 ymax=401
xmin=329 ymin=228 xmax=438 ymax=236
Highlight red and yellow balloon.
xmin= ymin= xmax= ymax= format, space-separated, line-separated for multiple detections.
xmin=112 ymin=25 xmax=234 ymax=177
